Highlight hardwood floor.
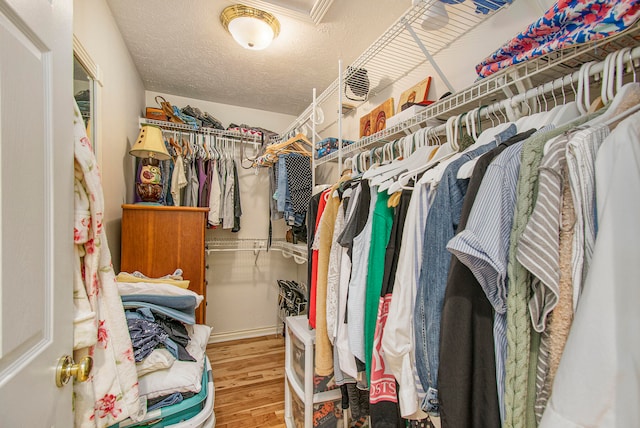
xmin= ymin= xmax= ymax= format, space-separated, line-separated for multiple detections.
xmin=207 ymin=335 xmax=287 ymax=428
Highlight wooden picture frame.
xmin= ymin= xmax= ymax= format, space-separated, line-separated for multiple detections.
xmin=398 ymin=76 xmax=432 ymax=111
xmin=370 ymin=98 xmax=395 ymax=134
xmin=359 ymin=114 xmax=372 ymax=138
xmin=359 ymin=97 xmax=395 ymax=138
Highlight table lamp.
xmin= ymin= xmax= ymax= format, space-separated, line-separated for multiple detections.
xmin=129 ymin=124 xmax=171 ymax=204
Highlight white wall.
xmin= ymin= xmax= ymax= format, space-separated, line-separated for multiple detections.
xmin=74 ymin=0 xmax=146 ymax=271
xmin=145 ymin=91 xmax=296 ymax=134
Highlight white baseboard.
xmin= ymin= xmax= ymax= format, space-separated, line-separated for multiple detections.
xmin=208 ymin=324 xmax=284 ymax=344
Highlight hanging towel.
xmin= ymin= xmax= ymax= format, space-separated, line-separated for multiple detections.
xmin=72 ymin=102 xmax=145 ymax=427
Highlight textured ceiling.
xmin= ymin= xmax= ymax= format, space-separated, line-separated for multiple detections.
xmin=105 ymin=0 xmax=411 ymax=116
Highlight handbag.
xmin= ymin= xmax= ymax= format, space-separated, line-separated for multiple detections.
xmin=155 ymin=96 xmax=184 ymax=124
xmin=145 ymin=107 xmax=168 ymax=121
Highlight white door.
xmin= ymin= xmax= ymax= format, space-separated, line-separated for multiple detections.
xmin=0 ymin=0 xmax=74 ymax=426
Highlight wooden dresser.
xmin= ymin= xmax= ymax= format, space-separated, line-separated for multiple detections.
xmin=120 ymin=204 xmax=208 ymax=324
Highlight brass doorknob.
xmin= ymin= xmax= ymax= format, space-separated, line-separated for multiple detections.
xmin=55 ymin=355 xmax=93 ymax=387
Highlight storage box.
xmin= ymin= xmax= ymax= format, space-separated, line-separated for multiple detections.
xmin=398 ymin=76 xmax=432 ymax=112
xmin=385 ymin=104 xmax=428 ymax=129
xmin=290 ymin=328 xmax=337 ymax=393
xmin=145 ymin=107 xmax=168 ymax=122
xmin=110 ymin=357 xmax=214 ymax=428
xmin=290 ymin=383 xmax=344 ymax=428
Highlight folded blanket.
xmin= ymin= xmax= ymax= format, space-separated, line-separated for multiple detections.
xmin=476 ymin=0 xmax=640 ymax=78
xmin=121 ymin=294 xmax=197 ymax=325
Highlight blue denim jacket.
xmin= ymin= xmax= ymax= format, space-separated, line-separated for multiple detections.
xmin=414 ymin=125 xmax=516 ymax=415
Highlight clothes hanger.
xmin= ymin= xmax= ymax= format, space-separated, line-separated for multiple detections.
xmin=264 ymin=133 xmax=312 ymax=157
xmin=539 ymin=80 xmax=565 ymax=126
xmin=577 ymin=61 xmax=596 ymax=115
xmin=582 ymin=73 xmax=640 ymax=128
xmin=370 ymin=138 xmax=415 ymax=186
xmin=616 ymin=47 xmax=633 ymax=94
xmin=457 ymin=103 xmax=515 ymax=179
xmin=362 ymin=139 xmax=400 ymax=180
xmin=387 ymin=126 xmax=442 ymax=193
xmin=603 ymin=99 xmax=640 ymax=129
xmin=551 ymin=72 xmax=581 ymax=127
xmin=628 ymin=49 xmax=638 ymax=83
xmin=515 ymin=87 xmax=538 ymax=131
xmin=417 ymin=113 xmax=471 ymax=186
xmin=601 ymin=50 xmax=616 ymax=105
xmin=169 ymin=136 xmax=182 ymax=156
xmin=377 ymin=142 xmax=436 ymax=191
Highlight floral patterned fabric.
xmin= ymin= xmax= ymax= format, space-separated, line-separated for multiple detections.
xmin=73 ymin=102 xmax=144 ymax=427
xmin=476 ymin=0 xmax=640 ymax=78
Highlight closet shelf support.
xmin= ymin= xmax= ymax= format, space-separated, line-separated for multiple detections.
xmin=404 ymin=20 xmax=455 ymax=94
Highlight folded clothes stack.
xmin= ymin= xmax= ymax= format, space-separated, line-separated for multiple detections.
xmin=227 ymin=123 xmax=278 ymax=142
xmin=181 ymin=105 xmax=225 ymax=130
xmin=315 ymin=137 xmax=355 ymax=159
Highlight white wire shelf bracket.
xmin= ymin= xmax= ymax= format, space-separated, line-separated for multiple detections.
xmin=281 ymin=0 xmax=512 ymax=141
xmin=205 ymin=239 xmax=308 ymax=264
xmin=140 ymin=118 xmax=263 ymax=146
xmin=314 ymin=23 xmax=640 ymax=166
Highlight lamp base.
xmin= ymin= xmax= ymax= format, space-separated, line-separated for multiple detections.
xmin=136 ymin=182 xmax=163 ymax=203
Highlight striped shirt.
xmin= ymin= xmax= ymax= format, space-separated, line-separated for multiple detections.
xmin=517 ymin=134 xmax=571 ymax=333
xmin=565 ymin=124 xmax=610 ymax=311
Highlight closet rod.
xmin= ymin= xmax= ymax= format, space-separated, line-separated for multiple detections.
xmin=504 ymin=45 xmax=640 ymax=115
xmin=424 ymin=44 xmax=640 ymax=137
xmin=205 ymin=239 xmax=307 ymax=264
xmin=140 ymin=118 xmax=262 ymax=147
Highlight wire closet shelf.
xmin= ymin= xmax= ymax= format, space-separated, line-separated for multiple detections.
xmin=282 ymin=0 xmax=513 ymax=139
xmin=140 ymin=117 xmax=263 ymax=147
xmin=293 ymin=3 xmax=640 ymax=167
xmin=205 ymin=238 xmax=308 ymax=264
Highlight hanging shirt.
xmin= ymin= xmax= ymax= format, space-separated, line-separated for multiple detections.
xmin=183 ymin=161 xmax=199 ymax=207
xmin=335 ymin=183 xmax=361 ymax=379
xmin=565 ymin=124 xmax=610 ymax=309
xmin=309 ymin=189 xmax=331 ymax=329
xmin=223 ymin=158 xmax=235 ymax=229
xmin=171 ymin=154 xmax=187 ymax=207
xmin=540 ymin=110 xmax=640 ymax=428
xmin=415 ymin=125 xmax=515 ymax=416
xmin=533 ymin=166 xmax=576 ymax=423
xmin=347 ymin=183 xmax=377 ymax=363
xmin=197 ymin=158 xmax=208 ymax=207
xmin=277 ymin=156 xmax=287 ymax=213
xmin=208 ymin=160 xmax=221 ymax=226
xmin=370 ymin=189 xmax=412 ymax=428
xmin=382 ymin=179 xmax=432 ymax=420
xmin=232 ymin=160 xmax=242 ymax=232
xmin=326 ymin=202 xmax=346 ymax=345
xmin=285 ymin=153 xmax=312 ymax=226
xmin=315 ymin=175 xmax=350 ymax=376
xmin=503 ymin=114 xmax=596 ymax=428
xmin=364 ymin=189 xmax=393 ymax=383
xmin=439 ymin=129 xmax=534 ymax=428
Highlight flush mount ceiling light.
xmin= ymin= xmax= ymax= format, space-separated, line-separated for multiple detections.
xmin=220 ymin=4 xmax=280 ymax=50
